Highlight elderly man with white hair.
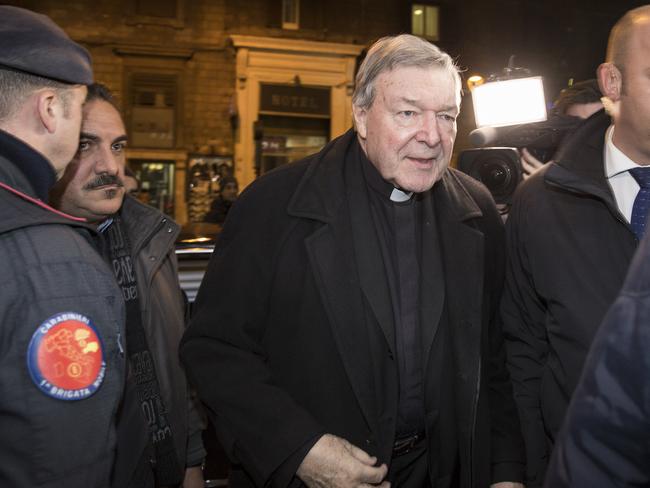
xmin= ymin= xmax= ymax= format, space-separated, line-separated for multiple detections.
xmin=182 ymin=34 xmax=525 ymax=488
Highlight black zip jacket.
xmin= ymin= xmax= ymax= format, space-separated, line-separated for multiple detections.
xmin=501 ymin=110 xmax=638 ymax=487
xmin=0 ymin=133 xmax=126 ymax=487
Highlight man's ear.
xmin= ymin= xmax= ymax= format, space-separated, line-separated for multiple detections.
xmin=352 ymin=104 xmax=368 ymax=139
xmin=35 ymin=89 xmax=59 ymax=134
xmin=598 ymin=62 xmax=623 ymax=102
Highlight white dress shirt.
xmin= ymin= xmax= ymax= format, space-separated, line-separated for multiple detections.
xmin=604 ymin=125 xmax=644 ymax=223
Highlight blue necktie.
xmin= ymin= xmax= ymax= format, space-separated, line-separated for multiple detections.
xmin=629 ymin=167 xmax=650 ymax=240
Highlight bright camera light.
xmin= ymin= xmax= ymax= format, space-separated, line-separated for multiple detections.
xmin=471 ymin=76 xmax=547 ymax=128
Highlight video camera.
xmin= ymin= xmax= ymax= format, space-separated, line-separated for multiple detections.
xmin=456 ymin=61 xmax=581 ymax=206
xmin=458 ymin=114 xmax=582 ymax=204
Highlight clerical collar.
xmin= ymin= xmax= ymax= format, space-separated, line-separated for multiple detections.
xmin=359 ymin=144 xmax=414 ymax=202
xmin=390 ymin=187 xmax=414 ymax=202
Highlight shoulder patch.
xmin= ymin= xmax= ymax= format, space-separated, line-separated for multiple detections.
xmin=27 ymin=312 xmax=106 ymax=401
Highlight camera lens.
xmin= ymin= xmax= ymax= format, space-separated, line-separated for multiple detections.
xmin=471 ymin=158 xmax=515 ymax=197
xmin=457 ymin=147 xmax=522 ymax=205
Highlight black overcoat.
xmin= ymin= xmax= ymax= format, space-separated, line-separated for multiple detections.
xmin=181 ymin=129 xmax=524 ymax=487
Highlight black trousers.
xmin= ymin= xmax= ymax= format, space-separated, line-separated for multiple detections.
xmin=387 ymin=444 xmax=460 ymax=488
xmin=388 ymin=442 xmax=430 ymax=488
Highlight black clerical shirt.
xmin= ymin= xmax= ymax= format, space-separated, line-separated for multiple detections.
xmin=360 ymin=154 xmax=426 ymax=437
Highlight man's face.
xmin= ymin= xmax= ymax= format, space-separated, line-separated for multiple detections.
xmin=50 ymin=99 xmax=127 ymax=223
xmin=353 ymin=65 xmax=460 ymax=193
xmin=612 ymin=20 xmax=650 ymax=164
xmin=221 ymin=182 xmax=238 ymax=202
xmin=50 ymin=85 xmax=87 ymax=177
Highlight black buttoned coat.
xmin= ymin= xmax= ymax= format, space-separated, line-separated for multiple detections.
xmin=180 ymin=129 xmax=524 ymax=488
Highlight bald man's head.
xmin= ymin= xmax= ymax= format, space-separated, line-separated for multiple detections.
xmin=598 ymin=5 xmax=650 ymax=165
xmin=606 ymin=5 xmax=650 ymax=71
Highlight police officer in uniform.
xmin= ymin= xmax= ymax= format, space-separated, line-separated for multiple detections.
xmin=0 ymin=7 xmax=126 ymax=487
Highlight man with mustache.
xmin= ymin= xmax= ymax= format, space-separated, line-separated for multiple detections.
xmin=50 ymin=83 xmax=205 ymax=488
xmin=0 ymin=6 xmax=126 ymax=488
xmin=181 ymin=34 xmax=524 ymax=488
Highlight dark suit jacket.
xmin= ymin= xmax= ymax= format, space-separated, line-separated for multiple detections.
xmin=180 ymin=130 xmax=524 ymax=487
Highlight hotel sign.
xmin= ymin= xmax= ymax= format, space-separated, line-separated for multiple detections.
xmin=260 ymin=84 xmax=330 ymax=117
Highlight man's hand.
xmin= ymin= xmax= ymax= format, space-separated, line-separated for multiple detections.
xmin=296 ymin=434 xmax=390 ymax=488
xmin=520 ymin=148 xmax=546 ymax=179
xmin=491 ymin=482 xmax=525 ymax=488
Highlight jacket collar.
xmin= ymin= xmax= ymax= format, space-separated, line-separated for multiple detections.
xmin=544 ymin=109 xmax=613 ymax=202
xmin=119 ymin=196 xmax=180 ymax=256
xmin=287 ymin=128 xmax=483 ymax=225
xmin=287 ymin=129 xmax=355 ymax=223
xmin=0 ymin=129 xmax=56 ymax=201
xmin=433 ymin=169 xmax=484 ymax=224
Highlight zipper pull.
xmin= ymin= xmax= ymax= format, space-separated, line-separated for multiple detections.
xmin=117 ymin=332 xmax=125 ymax=356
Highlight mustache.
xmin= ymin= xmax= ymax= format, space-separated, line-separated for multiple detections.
xmin=83 ymin=174 xmax=124 ymax=191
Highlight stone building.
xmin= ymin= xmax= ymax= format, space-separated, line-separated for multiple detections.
xmin=7 ymin=0 xmax=641 ymax=223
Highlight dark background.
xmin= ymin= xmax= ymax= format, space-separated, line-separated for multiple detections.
xmin=7 ymin=0 xmax=648 ymax=155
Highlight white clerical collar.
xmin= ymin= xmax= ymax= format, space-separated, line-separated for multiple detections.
xmin=605 ymin=125 xmax=643 ymax=178
xmin=390 ymin=187 xmax=413 ymax=202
